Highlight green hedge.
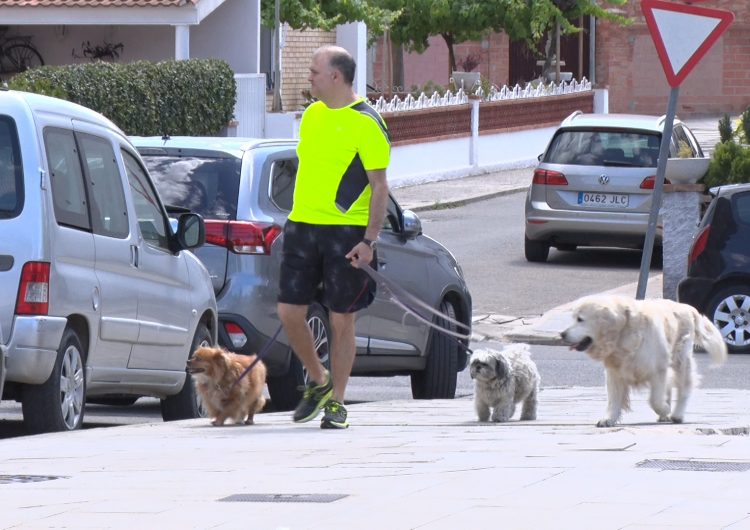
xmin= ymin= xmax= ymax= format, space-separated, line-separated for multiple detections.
xmin=8 ymin=59 xmax=236 ymax=136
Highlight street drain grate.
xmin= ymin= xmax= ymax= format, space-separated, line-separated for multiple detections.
xmin=636 ymin=459 xmax=750 ymax=472
xmin=219 ymin=493 xmax=347 ymax=503
xmin=0 ymin=475 xmax=68 ymax=484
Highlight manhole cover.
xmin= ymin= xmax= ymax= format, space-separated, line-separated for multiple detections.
xmin=636 ymin=459 xmax=750 ymax=472
xmin=218 ymin=493 xmax=347 ymax=503
xmin=0 ymin=475 xmax=68 ymax=484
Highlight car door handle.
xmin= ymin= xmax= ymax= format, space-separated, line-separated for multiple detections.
xmin=130 ymin=245 xmax=139 ymax=267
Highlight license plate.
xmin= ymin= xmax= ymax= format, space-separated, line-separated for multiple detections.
xmin=577 ymin=192 xmax=629 ymax=208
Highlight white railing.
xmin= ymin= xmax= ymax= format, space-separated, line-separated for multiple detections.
xmin=372 ymin=77 xmax=592 ymax=114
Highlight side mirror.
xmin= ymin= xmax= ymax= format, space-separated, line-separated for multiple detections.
xmin=175 ymin=213 xmax=205 ymax=250
xmin=537 ymin=153 xmax=543 ymax=161
xmin=402 ymin=209 xmax=422 ymax=238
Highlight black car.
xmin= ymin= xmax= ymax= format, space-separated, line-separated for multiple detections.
xmin=678 ymin=183 xmax=750 ymax=354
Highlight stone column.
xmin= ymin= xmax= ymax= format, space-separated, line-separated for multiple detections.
xmin=662 ymin=183 xmax=705 ymax=300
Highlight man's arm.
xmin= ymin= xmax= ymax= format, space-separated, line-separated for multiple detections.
xmin=346 ymin=168 xmax=388 ymax=268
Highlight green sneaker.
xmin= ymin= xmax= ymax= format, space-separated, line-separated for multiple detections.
xmin=321 ymin=400 xmax=349 ymax=429
xmin=292 ymin=372 xmax=333 ymax=423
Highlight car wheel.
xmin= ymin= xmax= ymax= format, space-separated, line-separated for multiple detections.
xmin=267 ymin=303 xmax=331 ymax=411
xmin=706 ymin=285 xmax=750 ymax=354
xmin=22 ymin=327 xmax=86 ymax=433
xmin=411 ymin=299 xmax=459 ymax=399
xmin=525 ymin=237 xmax=549 ymax=263
xmin=160 ymin=322 xmax=212 ymax=421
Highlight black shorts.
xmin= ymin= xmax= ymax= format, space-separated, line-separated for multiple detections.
xmin=278 ymin=220 xmax=377 ymax=313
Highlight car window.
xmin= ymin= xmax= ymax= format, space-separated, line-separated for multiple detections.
xmin=143 ymin=155 xmax=240 ymax=221
xmin=270 ymin=158 xmax=298 ymax=212
xmin=733 ymin=192 xmax=750 ymax=225
xmin=0 ymin=116 xmax=23 ymax=219
xmin=544 ymin=130 xmax=660 ymax=167
xmin=673 ymin=124 xmax=698 ymax=158
xmin=121 ymin=149 xmax=169 ymax=250
xmin=44 ymin=127 xmax=91 ymax=230
xmin=78 ymin=133 xmax=129 ymax=238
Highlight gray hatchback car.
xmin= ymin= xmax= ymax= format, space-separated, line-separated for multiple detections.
xmin=132 ymin=136 xmax=472 ymax=409
xmin=525 ymin=111 xmax=705 ymax=262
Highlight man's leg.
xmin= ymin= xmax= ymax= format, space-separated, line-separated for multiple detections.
xmin=329 ymin=310 xmax=356 ymax=402
xmin=278 ymin=302 xmax=332 ymax=423
xmin=277 ymin=302 xmax=327 ymax=386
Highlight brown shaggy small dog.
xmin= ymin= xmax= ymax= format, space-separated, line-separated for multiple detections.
xmin=187 ymin=346 xmax=267 ymax=426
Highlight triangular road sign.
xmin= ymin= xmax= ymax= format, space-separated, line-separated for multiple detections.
xmin=642 ymin=0 xmax=734 ymax=88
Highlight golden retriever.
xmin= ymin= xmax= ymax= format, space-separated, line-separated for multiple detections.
xmin=561 ymin=295 xmax=727 ymax=427
xmin=187 ymin=346 xmax=267 ymax=426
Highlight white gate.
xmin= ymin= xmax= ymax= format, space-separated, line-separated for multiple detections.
xmin=233 ymin=74 xmax=266 ymax=138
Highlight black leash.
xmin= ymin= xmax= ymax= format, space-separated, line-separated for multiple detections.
xmin=226 ymin=322 xmax=283 ymax=394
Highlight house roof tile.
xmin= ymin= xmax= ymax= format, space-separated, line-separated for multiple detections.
xmin=0 ymin=0 xmax=195 ymax=6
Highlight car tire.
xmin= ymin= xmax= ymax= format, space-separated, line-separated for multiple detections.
xmin=267 ymin=303 xmax=331 ymax=411
xmin=525 ymin=237 xmax=550 ymax=263
xmin=160 ymin=322 xmax=212 ymax=421
xmin=411 ymin=299 xmax=459 ymax=399
xmin=705 ymin=285 xmax=750 ymax=354
xmin=22 ymin=327 xmax=86 ymax=433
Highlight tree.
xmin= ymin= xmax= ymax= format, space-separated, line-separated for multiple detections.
xmin=380 ymin=0 xmax=629 ymax=80
xmin=260 ymin=0 xmax=398 ymax=35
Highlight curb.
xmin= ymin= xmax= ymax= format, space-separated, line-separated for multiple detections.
xmin=404 ymin=186 xmax=528 ymax=212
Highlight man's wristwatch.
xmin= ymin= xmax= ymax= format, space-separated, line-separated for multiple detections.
xmin=362 ymin=237 xmax=376 ymax=249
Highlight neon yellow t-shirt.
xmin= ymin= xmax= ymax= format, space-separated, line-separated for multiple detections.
xmin=289 ymin=98 xmax=390 ymax=226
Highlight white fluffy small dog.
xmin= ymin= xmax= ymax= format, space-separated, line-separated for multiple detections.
xmin=469 ymin=344 xmax=540 ymax=422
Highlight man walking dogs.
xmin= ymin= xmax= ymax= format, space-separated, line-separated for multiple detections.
xmin=277 ymin=45 xmax=391 ymax=429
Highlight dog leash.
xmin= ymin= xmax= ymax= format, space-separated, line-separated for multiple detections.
xmin=360 ymin=263 xmax=472 ymax=341
xmin=226 ymin=261 xmax=472 ymax=390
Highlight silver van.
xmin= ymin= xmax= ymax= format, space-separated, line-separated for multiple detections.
xmin=0 ymin=90 xmax=218 ymax=433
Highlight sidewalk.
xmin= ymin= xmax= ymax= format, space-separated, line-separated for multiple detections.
xmin=3 ymin=386 xmax=750 ymax=529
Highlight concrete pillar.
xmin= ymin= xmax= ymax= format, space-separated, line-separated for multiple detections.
xmin=662 ymin=183 xmax=705 ymax=300
xmin=336 ymin=22 xmax=367 ymax=98
xmin=175 ymin=25 xmax=190 ymax=60
xmin=469 ymin=96 xmax=480 ymax=167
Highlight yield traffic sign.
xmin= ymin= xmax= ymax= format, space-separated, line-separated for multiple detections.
xmin=642 ymin=0 xmax=734 ymax=87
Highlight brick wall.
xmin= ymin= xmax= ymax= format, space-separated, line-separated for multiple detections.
xmin=383 ymin=91 xmax=593 ymax=145
xmin=597 ymin=0 xmax=750 ymax=115
xmin=268 ymin=26 xmax=335 ymax=112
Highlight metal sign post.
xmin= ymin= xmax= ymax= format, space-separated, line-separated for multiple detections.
xmin=636 ymin=86 xmax=678 ymax=299
xmin=635 ymin=0 xmax=734 ymax=299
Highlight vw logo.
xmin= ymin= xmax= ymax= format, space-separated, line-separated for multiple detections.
xmin=599 ymin=174 xmax=610 ymax=185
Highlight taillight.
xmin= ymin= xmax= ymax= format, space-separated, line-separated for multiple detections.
xmin=204 ymin=220 xmax=282 ymax=255
xmin=688 ymin=225 xmax=711 ymax=266
xmin=640 ymin=175 xmax=672 ymax=189
xmin=16 ymin=261 xmax=50 ymax=316
xmin=224 ymin=322 xmax=248 ymax=349
xmin=532 ymin=169 xmax=568 ymax=186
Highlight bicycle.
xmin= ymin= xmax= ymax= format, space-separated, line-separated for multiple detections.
xmin=0 ymin=26 xmax=44 ymax=76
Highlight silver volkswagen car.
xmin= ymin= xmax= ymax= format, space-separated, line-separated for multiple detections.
xmin=524 ymin=112 xmax=705 ymax=262
xmin=132 ymin=136 xmax=473 ymax=409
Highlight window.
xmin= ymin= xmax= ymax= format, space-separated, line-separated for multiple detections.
xmin=44 ymin=127 xmax=90 ymax=230
xmin=143 ymin=155 xmax=241 ymax=221
xmin=79 ymin=134 xmax=129 ymax=238
xmin=544 ymin=129 xmax=660 ymax=167
xmin=0 ymin=116 xmax=23 ymax=218
xmin=122 ymin=149 xmax=168 ymax=250
xmin=269 ymin=158 xmax=298 ymax=211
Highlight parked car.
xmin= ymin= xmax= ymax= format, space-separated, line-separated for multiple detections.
xmin=678 ymin=183 xmax=750 ymax=354
xmin=0 ymin=90 xmax=218 ymax=433
xmin=524 ymin=111 xmax=705 ymax=262
xmin=131 ymin=136 xmax=473 ymax=408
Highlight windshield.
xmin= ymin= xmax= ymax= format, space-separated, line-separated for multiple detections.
xmin=0 ymin=116 xmax=23 ymax=219
xmin=142 ymin=155 xmax=241 ymax=220
xmin=544 ymin=130 xmax=661 ymax=168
